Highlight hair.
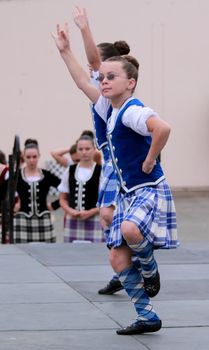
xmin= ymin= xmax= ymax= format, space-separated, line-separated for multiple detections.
xmin=76 ymin=135 xmax=95 ymax=147
xmin=105 ymin=55 xmax=139 ymax=84
xmin=97 ymin=40 xmax=130 ymax=61
xmin=69 ymin=143 xmax=77 ymax=155
xmin=0 ymin=150 xmax=7 ymax=165
xmin=24 ymin=138 xmax=39 ymax=151
xmin=80 ymin=130 xmax=95 ymax=139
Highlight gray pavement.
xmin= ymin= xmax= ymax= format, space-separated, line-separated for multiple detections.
xmin=0 ymin=191 xmax=209 ymax=349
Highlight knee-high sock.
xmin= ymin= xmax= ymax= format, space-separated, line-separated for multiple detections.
xmin=112 ymin=256 xmax=141 ymax=282
xmin=128 ymin=239 xmax=158 ymax=279
xmin=117 ymin=265 xmax=159 ymax=321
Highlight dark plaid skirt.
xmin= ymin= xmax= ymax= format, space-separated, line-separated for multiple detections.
xmin=13 ymin=212 xmax=56 ymax=243
xmin=64 ymin=214 xmax=105 ymax=243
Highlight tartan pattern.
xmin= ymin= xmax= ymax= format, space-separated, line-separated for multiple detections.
xmin=107 ymin=179 xmax=178 ymax=249
xmin=129 ymin=239 xmax=158 ymax=279
xmin=45 ymin=160 xmax=66 ymax=195
xmin=13 ymin=212 xmax=56 ymax=243
xmin=64 ymin=214 xmax=105 ymax=243
xmin=97 ymin=160 xmax=119 ymax=208
xmin=97 ymin=145 xmax=119 ymax=208
xmin=118 ymin=265 xmax=159 ymax=321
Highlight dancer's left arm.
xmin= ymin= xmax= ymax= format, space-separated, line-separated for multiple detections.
xmin=143 ymin=117 xmax=171 ymax=174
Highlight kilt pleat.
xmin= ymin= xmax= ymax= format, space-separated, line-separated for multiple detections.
xmin=97 ymin=160 xmax=119 ymax=208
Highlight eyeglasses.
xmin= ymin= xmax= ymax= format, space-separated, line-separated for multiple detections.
xmin=96 ymin=73 xmax=127 ymax=82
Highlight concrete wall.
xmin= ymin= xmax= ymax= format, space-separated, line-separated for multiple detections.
xmin=0 ymin=0 xmax=209 ymax=189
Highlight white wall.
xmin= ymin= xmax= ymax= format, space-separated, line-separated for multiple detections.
xmin=0 ymin=0 xmax=209 ymax=189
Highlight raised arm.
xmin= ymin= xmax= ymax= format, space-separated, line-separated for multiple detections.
xmin=51 ymin=148 xmax=71 ymax=167
xmin=52 ymin=23 xmax=100 ymax=103
xmin=73 ymin=6 xmax=101 ymax=71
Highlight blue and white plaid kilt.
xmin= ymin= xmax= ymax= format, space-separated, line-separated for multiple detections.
xmin=97 ymin=146 xmax=119 ymax=208
xmin=107 ymin=179 xmax=179 ymax=249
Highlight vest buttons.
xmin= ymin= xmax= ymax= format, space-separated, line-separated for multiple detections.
xmin=112 ymin=146 xmax=115 ymax=151
xmin=120 ymin=169 xmax=122 ymax=173
xmin=122 ymin=181 xmax=126 ymax=186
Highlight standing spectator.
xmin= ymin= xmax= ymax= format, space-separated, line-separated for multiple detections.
xmin=51 ymin=143 xmax=80 ymax=168
xmin=13 ymin=139 xmax=60 ymax=243
xmin=51 ymin=130 xmax=102 ymax=168
xmin=58 ymin=135 xmax=104 ymax=243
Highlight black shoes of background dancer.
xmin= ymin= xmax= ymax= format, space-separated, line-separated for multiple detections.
xmin=98 ymin=272 xmax=160 ymax=297
xmin=144 ymin=271 xmax=161 ymax=298
xmin=116 ymin=318 xmax=162 ymax=335
xmin=98 ymin=279 xmax=124 ymax=295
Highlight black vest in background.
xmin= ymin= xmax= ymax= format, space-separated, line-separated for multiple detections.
xmin=68 ymin=163 xmax=101 ymax=210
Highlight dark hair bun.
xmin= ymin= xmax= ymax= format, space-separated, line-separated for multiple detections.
xmin=24 ymin=138 xmax=39 ymax=150
xmin=80 ymin=130 xmax=95 ymax=139
xmin=24 ymin=138 xmax=38 ymax=147
xmin=114 ymin=41 xmax=130 ymax=55
xmin=123 ymin=55 xmax=140 ymax=70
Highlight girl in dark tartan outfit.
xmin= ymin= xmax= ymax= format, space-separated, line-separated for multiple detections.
xmin=13 ymin=139 xmax=60 ymax=243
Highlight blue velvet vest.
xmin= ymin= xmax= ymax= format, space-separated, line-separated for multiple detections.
xmin=107 ymin=98 xmax=165 ymax=192
xmin=91 ymin=104 xmax=112 ymax=150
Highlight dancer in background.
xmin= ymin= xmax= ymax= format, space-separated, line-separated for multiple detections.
xmin=13 ymin=139 xmax=60 ymax=243
xmin=58 ymin=135 xmax=103 ymax=243
xmin=73 ymin=6 xmax=131 ymax=294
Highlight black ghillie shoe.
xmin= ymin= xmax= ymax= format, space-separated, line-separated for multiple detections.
xmin=98 ymin=279 xmax=124 ymax=295
xmin=116 ymin=318 xmax=162 ymax=335
xmin=144 ymin=271 xmax=160 ymax=298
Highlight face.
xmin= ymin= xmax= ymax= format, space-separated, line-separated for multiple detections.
xmin=24 ymin=148 xmax=39 ymax=169
xmin=76 ymin=140 xmax=95 ymax=162
xmin=98 ymin=61 xmax=136 ymax=101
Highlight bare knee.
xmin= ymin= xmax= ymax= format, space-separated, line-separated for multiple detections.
xmin=100 ymin=206 xmax=114 ymax=229
xmin=109 ymin=246 xmax=132 ymax=273
xmin=121 ymin=221 xmax=143 ymax=244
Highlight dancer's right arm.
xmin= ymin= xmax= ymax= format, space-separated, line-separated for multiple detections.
xmin=52 ymin=23 xmax=100 ymax=103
